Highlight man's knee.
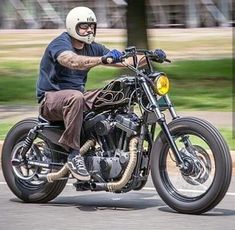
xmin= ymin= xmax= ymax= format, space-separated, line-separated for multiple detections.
xmin=67 ymin=90 xmax=84 ymax=105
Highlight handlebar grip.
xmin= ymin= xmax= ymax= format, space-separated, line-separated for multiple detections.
xmin=101 ymin=56 xmax=114 ymax=64
xmin=106 ymin=57 xmax=113 ymax=64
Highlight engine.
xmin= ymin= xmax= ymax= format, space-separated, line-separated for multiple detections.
xmin=83 ymin=112 xmax=140 ymax=181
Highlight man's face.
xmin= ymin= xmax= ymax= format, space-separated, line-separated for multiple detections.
xmin=77 ymin=23 xmax=95 ymax=36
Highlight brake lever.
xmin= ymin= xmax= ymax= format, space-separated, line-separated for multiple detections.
xmin=146 ymin=54 xmax=171 ymax=64
xmin=165 ymin=58 xmax=171 ymax=63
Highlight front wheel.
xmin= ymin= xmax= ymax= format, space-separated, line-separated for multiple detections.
xmin=150 ymin=117 xmax=232 ymax=214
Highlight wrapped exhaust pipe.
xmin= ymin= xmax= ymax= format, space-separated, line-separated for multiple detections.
xmin=106 ymin=137 xmax=138 ymax=191
xmin=46 ymin=139 xmax=96 ymax=182
xmin=45 ymin=136 xmax=138 ymax=192
xmin=91 ymin=137 xmax=138 ymax=192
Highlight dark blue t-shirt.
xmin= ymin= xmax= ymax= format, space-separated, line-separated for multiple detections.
xmin=36 ymin=32 xmax=109 ymax=102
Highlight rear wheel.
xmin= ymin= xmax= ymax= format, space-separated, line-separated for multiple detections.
xmin=1 ymin=118 xmax=67 ymax=203
xmin=151 ymin=117 xmax=232 ymax=214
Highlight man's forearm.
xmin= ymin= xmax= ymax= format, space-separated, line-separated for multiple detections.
xmin=57 ymin=51 xmax=102 ymax=70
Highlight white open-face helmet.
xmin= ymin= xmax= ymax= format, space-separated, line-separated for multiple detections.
xmin=66 ymin=7 xmax=97 ymax=44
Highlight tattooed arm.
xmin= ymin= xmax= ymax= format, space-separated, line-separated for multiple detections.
xmin=57 ymin=50 xmax=146 ymax=70
xmin=57 ymin=51 xmax=102 ymax=70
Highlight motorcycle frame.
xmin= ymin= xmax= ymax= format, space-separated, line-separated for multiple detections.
xmin=19 ymin=48 xmax=187 ymax=189
xmin=124 ymin=52 xmax=186 ymax=169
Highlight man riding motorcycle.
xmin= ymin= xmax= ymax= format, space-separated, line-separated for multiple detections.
xmin=36 ymin=6 xmax=167 ymax=181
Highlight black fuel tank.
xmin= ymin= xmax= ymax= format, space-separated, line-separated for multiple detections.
xmin=93 ymin=76 xmax=137 ymax=110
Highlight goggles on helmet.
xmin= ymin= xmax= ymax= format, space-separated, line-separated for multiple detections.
xmin=77 ymin=23 xmax=96 ymax=30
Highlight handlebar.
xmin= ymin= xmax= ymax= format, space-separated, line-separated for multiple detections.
xmin=102 ymin=46 xmax=171 ymax=65
xmin=120 ymin=47 xmax=171 ymax=63
xmin=102 ymin=47 xmax=171 ymax=91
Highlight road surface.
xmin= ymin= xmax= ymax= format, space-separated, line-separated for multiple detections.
xmin=0 ymin=171 xmax=235 ymax=230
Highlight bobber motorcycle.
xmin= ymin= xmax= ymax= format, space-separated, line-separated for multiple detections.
xmin=1 ymin=46 xmax=232 ymax=214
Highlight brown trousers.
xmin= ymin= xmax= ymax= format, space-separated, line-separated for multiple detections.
xmin=39 ymin=89 xmax=100 ymax=151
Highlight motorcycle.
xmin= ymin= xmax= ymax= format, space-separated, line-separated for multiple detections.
xmin=1 ymin=46 xmax=232 ymax=214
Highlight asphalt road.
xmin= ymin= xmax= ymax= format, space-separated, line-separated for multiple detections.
xmin=0 ymin=107 xmax=234 ymax=230
xmin=0 ymin=170 xmax=235 ymax=230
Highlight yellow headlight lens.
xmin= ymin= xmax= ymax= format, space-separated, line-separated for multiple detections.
xmin=154 ymin=75 xmax=170 ymax=96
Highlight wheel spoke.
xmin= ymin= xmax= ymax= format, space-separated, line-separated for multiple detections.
xmin=20 ymin=166 xmax=28 ymax=177
xmin=11 ymin=139 xmax=53 ymax=185
xmin=164 ymin=133 xmax=216 ymax=198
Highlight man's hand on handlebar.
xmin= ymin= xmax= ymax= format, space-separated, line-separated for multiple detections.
xmin=101 ymin=47 xmax=171 ymax=67
xmin=152 ymin=49 xmax=167 ymax=63
xmin=101 ymin=49 xmax=122 ymax=64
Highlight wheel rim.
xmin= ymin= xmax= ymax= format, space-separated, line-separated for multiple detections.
xmin=160 ymin=132 xmax=216 ymax=201
xmin=11 ymin=137 xmax=52 ymax=188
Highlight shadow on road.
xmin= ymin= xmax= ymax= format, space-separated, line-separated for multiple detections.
xmin=10 ymin=192 xmax=165 ymax=212
xmin=10 ymin=192 xmax=235 ymax=216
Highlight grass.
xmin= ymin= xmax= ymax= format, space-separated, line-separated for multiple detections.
xmin=0 ymin=60 xmax=120 ymax=104
xmin=0 ymin=28 xmax=232 ymax=61
xmin=219 ymin=128 xmax=235 ymax=150
xmin=153 ymin=127 xmax=235 ymax=151
xmin=157 ymin=59 xmax=233 ymax=111
xmin=0 ymin=58 xmax=232 ymax=110
xmin=0 ymin=122 xmax=13 ymax=140
xmin=0 ymin=60 xmax=38 ymax=104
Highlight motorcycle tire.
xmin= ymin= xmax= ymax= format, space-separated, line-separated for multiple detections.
xmin=1 ymin=118 xmax=68 ymax=203
xmin=151 ymin=117 xmax=232 ymax=214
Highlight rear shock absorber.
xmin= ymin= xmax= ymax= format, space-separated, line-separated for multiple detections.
xmin=20 ymin=126 xmax=39 ymax=159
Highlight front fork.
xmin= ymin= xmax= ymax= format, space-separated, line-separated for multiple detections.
xmin=141 ymin=78 xmax=185 ymax=168
xmin=157 ymin=119 xmax=185 ymax=168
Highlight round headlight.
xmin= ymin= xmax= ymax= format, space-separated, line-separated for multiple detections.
xmin=153 ymin=74 xmax=170 ymax=96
